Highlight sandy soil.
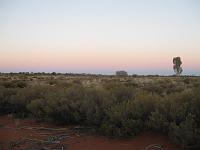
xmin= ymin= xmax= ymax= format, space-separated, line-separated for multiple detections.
xmin=0 ymin=115 xmax=181 ymax=150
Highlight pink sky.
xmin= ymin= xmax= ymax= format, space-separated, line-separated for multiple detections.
xmin=0 ymin=0 xmax=199 ymax=75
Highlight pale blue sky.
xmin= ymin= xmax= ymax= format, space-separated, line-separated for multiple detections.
xmin=0 ymin=0 xmax=200 ymax=75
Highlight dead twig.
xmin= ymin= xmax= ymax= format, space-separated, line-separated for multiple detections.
xmin=144 ymin=144 xmax=164 ymax=150
xmin=25 ymin=138 xmax=60 ymax=144
xmin=8 ymin=139 xmax=26 ymax=150
xmin=19 ymin=126 xmax=68 ymax=131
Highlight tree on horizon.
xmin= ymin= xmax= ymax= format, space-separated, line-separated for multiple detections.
xmin=173 ymin=57 xmax=183 ymax=76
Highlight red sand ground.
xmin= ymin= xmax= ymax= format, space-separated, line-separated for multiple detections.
xmin=0 ymin=115 xmax=181 ymax=150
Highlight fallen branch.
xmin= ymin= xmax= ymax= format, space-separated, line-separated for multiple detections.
xmin=18 ymin=126 xmax=68 ymax=131
xmin=144 ymin=144 xmax=164 ymax=150
xmin=8 ymin=139 xmax=26 ymax=150
xmin=25 ymin=138 xmax=60 ymax=144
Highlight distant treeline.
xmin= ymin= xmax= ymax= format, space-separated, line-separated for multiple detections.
xmin=0 ymin=72 xmax=199 ymax=77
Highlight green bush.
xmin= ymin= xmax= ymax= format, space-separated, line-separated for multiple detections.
xmin=0 ymin=87 xmax=18 ymax=114
xmin=27 ymin=98 xmax=47 ymax=119
xmin=2 ymin=80 xmax=27 ymax=88
xmin=0 ymin=77 xmax=200 ymax=149
xmin=169 ymin=114 xmax=200 ymax=149
xmin=148 ymin=109 xmax=169 ymax=133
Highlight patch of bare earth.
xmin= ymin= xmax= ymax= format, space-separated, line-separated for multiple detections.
xmin=0 ymin=115 xmax=181 ymax=150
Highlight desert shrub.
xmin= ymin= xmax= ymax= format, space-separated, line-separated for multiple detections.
xmin=133 ymin=92 xmax=160 ymax=120
xmin=104 ymin=82 xmax=135 ymax=103
xmin=45 ymin=86 xmax=113 ymax=125
xmin=6 ymin=85 xmax=51 ymax=117
xmin=148 ymin=109 xmax=169 ymax=133
xmin=192 ymin=78 xmax=200 ymax=88
xmin=47 ymin=87 xmax=83 ymax=123
xmin=1 ymin=76 xmax=200 ymax=149
xmin=81 ymin=87 xmax=113 ymax=125
xmin=100 ymin=92 xmax=160 ymax=137
xmin=183 ymin=77 xmax=191 ymax=84
xmin=147 ymin=87 xmax=200 ymax=149
xmin=72 ymin=79 xmax=82 ymax=85
xmin=26 ymin=87 xmax=68 ymax=121
xmin=1 ymin=80 xmax=27 ymax=88
xmin=169 ymin=114 xmax=200 ymax=149
xmin=48 ymin=80 xmax=58 ymax=85
xmin=101 ymin=101 xmax=143 ymax=137
xmin=143 ymin=79 xmax=185 ymax=96
xmin=47 ymin=79 xmax=70 ymax=88
xmin=143 ymin=83 xmax=164 ymax=95
xmin=27 ymin=98 xmax=47 ymax=119
xmin=0 ymin=87 xmax=18 ymax=114
xmin=15 ymin=81 xmax=27 ymax=88
xmin=27 ymin=85 xmax=86 ymax=123
xmin=2 ymin=81 xmax=16 ymax=88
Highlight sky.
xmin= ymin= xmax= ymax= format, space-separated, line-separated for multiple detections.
xmin=0 ymin=0 xmax=200 ymax=75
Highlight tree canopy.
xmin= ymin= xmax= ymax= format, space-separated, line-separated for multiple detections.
xmin=173 ymin=57 xmax=183 ymax=76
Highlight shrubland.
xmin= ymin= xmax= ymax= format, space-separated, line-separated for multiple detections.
xmin=0 ymin=75 xmax=200 ymax=149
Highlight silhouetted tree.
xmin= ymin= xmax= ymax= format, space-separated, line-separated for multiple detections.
xmin=173 ymin=57 xmax=183 ymax=76
xmin=116 ymin=71 xmax=128 ymax=76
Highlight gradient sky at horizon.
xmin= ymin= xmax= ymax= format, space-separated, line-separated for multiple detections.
xmin=0 ymin=0 xmax=200 ymax=75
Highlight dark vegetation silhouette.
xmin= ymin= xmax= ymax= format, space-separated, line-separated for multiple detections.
xmin=0 ymin=74 xmax=200 ymax=149
xmin=116 ymin=71 xmax=128 ymax=76
xmin=173 ymin=57 xmax=183 ymax=76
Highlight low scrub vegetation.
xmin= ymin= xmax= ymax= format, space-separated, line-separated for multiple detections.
xmin=0 ymin=76 xmax=200 ymax=149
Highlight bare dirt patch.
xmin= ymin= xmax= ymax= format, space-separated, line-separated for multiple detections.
xmin=0 ymin=115 xmax=181 ymax=150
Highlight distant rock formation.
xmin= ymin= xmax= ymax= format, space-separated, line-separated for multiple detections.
xmin=116 ymin=71 xmax=128 ymax=76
